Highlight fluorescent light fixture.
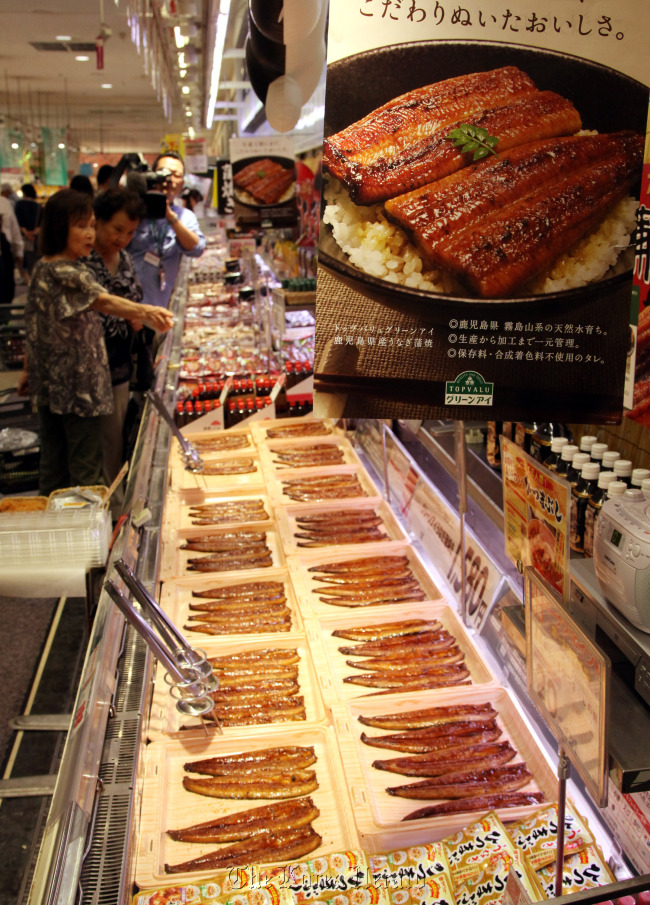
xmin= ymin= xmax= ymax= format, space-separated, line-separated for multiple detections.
xmin=182 ymin=85 xmax=190 ymax=94
xmin=180 ymin=68 xmax=187 ymax=77
xmin=205 ymin=0 xmax=231 ymax=128
xmin=75 ymin=55 xmax=90 ymax=61
xmin=174 ymin=26 xmax=188 ymax=48
xmin=185 ymin=109 xmax=193 ymax=117
xmin=178 ymin=52 xmax=187 ymax=68
xmin=101 ymin=83 xmax=113 ymax=89
xmin=188 ymin=126 xmax=196 ymax=138
xmin=56 ymin=35 xmax=72 ymax=41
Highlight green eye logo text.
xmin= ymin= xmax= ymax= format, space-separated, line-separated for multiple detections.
xmin=445 ymin=370 xmax=494 ymax=406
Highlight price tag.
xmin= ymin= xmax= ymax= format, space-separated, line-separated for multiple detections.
xmin=525 ymin=568 xmax=610 ymax=806
xmin=407 ymin=478 xmax=502 ymax=632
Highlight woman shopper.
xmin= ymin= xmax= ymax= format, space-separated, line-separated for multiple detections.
xmin=83 ymin=188 xmax=146 ymax=514
xmin=17 ymin=188 xmax=173 ymax=496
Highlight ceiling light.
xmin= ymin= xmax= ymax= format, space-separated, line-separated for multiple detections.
xmin=180 ymin=68 xmax=187 ymax=77
xmin=178 ymin=52 xmax=187 ymax=68
xmin=56 ymin=35 xmax=72 ymax=41
xmin=185 ymin=110 xmax=192 ymax=117
xmin=182 ymin=85 xmax=190 ymax=95
xmin=206 ymin=0 xmax=231 ymax=127
xmin=101 ymin=83 xmax=113 ymax=89
xmin=58 ymin=142 xmax=66 ymax=149
xmin=75 ymin=55 xmax=90 ymax=62
xmin=11 ymin=142 xmax=19 ymax=149
xmin=174 ymin=26 xmax=188 ymax=48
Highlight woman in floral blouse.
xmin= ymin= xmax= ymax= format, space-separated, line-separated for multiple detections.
xmin=83 ymin=188 xmax=145 ymax=512
xmin=18 ymin=189 xmax=173 ymax=496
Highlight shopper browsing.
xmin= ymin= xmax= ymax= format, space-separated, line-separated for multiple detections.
xmin=128 ymin=151 xmax=206 ymax=309
xmin=82 ymin=188 xmax=146 ymax=513
xmin=17 ymin=189 xmax=173 ymax=496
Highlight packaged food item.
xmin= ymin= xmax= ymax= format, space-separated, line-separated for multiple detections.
xmin=369 ymin=844 xmax=452 ymax=890
xmin=285 ymin=851 xmax=369 ymax=903
xmin=453 ymin=855 xmax=514 ymax=905
xmin=506 ymin=801 xmax=594 ymax=872
xmin=387 ymin=875 xmax=456 ymax=905
xmin=443 ymin=813 xmax=518 ymax=888
xmin=133 ymin=879 xmax=285 ymax=905
xmin=534 ymin=844 xmax=615 ymax=899
xmin=294 ymin=887 xmax=390 ymax=905
xmin=47 ymin=485 xmax=108 ymax=510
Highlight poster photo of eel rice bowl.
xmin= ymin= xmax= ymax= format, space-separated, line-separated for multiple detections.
xmin=319 ymin=42 xmax=649 ymax=306
xmin=233 ymin=157 xmax=296 ymax=207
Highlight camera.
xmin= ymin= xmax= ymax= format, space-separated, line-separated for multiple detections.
xmin=111 ymin=153 xmax=171 ymax=219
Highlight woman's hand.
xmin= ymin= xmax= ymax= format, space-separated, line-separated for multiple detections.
xmin=17 ymin=369 xmax=29 ymax=396
xmin=142 ymin=305 xmax=174 ymax=333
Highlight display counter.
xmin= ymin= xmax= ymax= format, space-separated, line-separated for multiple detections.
xmin=25 ymin=256 xmax=650 ymax=905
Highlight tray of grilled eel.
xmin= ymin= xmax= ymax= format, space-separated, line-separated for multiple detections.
xmin=163 ymin=491 xmax=275 ymax=536
xmin=169 ymin=451 xmax=265 ymax=493
xmin=266 ymin=464 xmax=382 ymax=510
xmin=274 ymin=499 xmax=408 ymax=555
xmin=287 ymin=545 xmax=442 ymax=619
xmin=158 ymin=569 xmax=305 ymax=640
xmin=330 ymin=685 xmax=555 ymax=851
xmin=135 ymin=730 xmax=359 ymax=889
xmin=170 ymin=427 xmax=255 ymax=469
xmin=159 ymin=524 xmax=285 ymax=581
xmin=250 ymin=417 xmax=341 ymax=447
xmin=304 ymin=602 xmax=498 ymax=707
xmin=148 ymin=637 xmax=327 ymax=740
xmin=257 ymin=435 xmax=362 ymax=481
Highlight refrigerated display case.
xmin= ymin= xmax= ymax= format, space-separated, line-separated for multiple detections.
xmin=24 ymin=260 xmax=650 ymax=905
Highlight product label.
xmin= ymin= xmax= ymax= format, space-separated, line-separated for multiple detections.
xmin=445 ymin=371 xmax=494 ymax=407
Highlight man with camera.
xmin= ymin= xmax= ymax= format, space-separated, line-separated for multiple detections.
xmin=128 ymin=150 xmax=206 ymax=310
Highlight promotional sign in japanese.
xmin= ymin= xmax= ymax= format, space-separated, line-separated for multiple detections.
xmin=628 ymin=106 xmax=650 ymax=427
xmin=229 ymin=135 xmax=297 ymax=229
xmin=314 ymin=0 xmax=649 ymax=422
xmin=501 ymin=435 xmax=571 ymax=602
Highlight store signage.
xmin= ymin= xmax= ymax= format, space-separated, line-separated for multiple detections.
xmin=184 ymin=137 xmax=207 ymax=174
xmin=501 ymin=436 xmax=571 ymax=603
xmin=313 ymin=0 xmax=649 ymax=423
xmin=229 ymin=135 xmax=297 ymax=229
xmin=525 ymin=569 xmax=610 ymax=806
xmin=408 ymin=478 xmax=502 ymax=632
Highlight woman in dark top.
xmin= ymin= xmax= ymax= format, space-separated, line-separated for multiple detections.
xmin=18 ymin=189 xmax=172 ymax=495
xmin=83 ymin=188 xmax=146 ymax=511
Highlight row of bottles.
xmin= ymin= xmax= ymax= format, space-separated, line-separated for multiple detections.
xmin=487 ymin=423 xmax=649 ymax=559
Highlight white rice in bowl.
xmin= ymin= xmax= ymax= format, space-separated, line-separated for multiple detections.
xmin=323 ymin=178 xmax=638 ymax=297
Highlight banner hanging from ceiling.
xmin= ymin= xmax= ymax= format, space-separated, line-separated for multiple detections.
xmin=41 ymin=127 xmax=67 ymax=187
xmin=313 ymin=0 xmax=649 ymax=423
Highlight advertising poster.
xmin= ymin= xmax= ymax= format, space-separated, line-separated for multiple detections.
xmin=229 ymin=135 xmax=297 ymax=229
xmin=501 ymin=435 xmax=571 ymax=602
xmin=628 ymin=105 xmax=650 ymax=426
xmin=314 ymin=1 xmax=649 ymax=422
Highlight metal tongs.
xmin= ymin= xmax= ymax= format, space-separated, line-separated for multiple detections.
xmin=105 ymin=563 xmax=220 ymax=728
xmin=146 ymin=389 xmax=204 ymax=472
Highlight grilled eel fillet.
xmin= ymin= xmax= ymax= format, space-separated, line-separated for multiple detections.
xmin=323 ymin=66 xmax=537 ymax=189
xmin=164 ymin=824 xmax=322 ymax=873
xmin=385 ymin=130 xmax=644 ymax=297
xmin=386 ymin=762 xmax=533 ymax=799
xmin=167 ymin=796 xmax=320 ymax=843
xmin=326 ymin=83 xmax=580 ymax=204
xmin=403 ymin=790 xmax=545 ymax=820
xmin=358 ymin=702 xmax=496 ymax=730
xmin=185 ymin=746 xmax=316 ymax=774
xmin=182 ymin=770 xmax=318 ymax=799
